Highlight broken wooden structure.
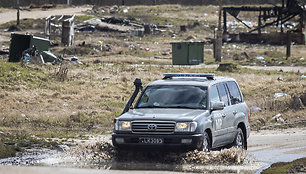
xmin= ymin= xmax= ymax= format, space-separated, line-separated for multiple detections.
xmin=222 ymin=0 xmax=306 ymax=45
xmin=45 ymin=15 xmax=75 ymax=46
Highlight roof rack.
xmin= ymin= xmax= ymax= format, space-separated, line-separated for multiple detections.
xmin=163 ymin=73 xmax=215 ymax=80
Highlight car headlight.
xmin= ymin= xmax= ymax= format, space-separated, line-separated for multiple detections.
xmin=115 ymin=120 xmax=131 ymax=131
xmin=175 ymin=122 xmax=197 ymax=132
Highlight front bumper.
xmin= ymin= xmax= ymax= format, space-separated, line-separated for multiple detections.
xmin=112 ymin=133 xmax=204 ymax=150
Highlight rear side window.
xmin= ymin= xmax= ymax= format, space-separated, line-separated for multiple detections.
xmin=226 ymin=81 xmax=242 ymax=105
xmin=216 ymin=83 xmax=230 ymax=106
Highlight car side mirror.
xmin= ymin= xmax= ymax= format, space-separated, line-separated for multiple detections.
xmin=211 ymin=101 xmax=225 ymax=111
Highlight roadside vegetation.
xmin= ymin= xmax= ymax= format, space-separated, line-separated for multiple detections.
xmin=262 ymin=157 xmax=306 ymax=174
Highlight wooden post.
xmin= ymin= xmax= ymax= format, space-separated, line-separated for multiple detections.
xmin=258 ymin=9 xmax=262 ymax=35
xmin=280 ymin=10 xmax=284 ymax=33
xmin=62 ymin=15 xmax=75 ymax=46
xmin=281 ymin=0 xmax=284 ymax=33
xmin=223 ymin=9 xmax=227 ymax=33
xmin=286 ymin=31 xmax=291 ymax=59
xmin=213 ymin=29 xmax=216 ymax=59
xmin=144 ymin=24 xmax=151 ymax=34
xmin=216 ymin=0 xmax=222 ymax=62
xmin=67 ymin=0 xmax=72 ymax=6
xmin=16 ymin=0 xmax=20 ymax=26
xmin=45 ymin=16 xmax=52 ymax=40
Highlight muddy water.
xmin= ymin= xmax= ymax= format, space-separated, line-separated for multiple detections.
xmin=1 ymin=129 xmax=306 ymax=173
xmin=252 ymin=146 xmax=306 ymax=163
xmin=0 ymin=148 xmax=60 ymax=166
xmin=252 ymin=146 xmax=306 ymax=173
xmin=0 ymin=142 xmax=252 ymax=173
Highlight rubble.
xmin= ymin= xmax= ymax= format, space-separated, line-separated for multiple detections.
xmin=185 ymin=35 xmax=197 ymax=40
xmin=249 ymin=106 xmax=262 ymax=111
xmin=274 ymin=93 xmax=290 ymax=98
xmin=40 ymin=50 xmax=58 ymax=63
xmin=217 ymin=63 xmax=241 ymax=72
xmin=272 ymin=113 xmax=285 ymax=123
xmin=70 ymin=56 xmax=82 ymax=64
xmin=0 ymin=49 xmax=9 ymax=55
xmin=76 ymin=24 xmax=96 ymax=32
xmin=101 ymin=17 xmax=130 ymax=26
xmin=256 ymin=56 xmax=264 ymax=60
xmin=83 ymin=18 xmax=133 ymax=33
xmin=290 ymin=96 xmax=304 ymax=109
xmin=5 ymin=25 xmax=22 ymax=32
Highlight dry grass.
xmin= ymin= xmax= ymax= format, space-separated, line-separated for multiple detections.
xmin=0 ymin=60 xmax=304 ymax=138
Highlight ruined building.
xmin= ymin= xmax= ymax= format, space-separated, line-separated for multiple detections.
xmin=222 ymin=0 xmax=306 ymax=45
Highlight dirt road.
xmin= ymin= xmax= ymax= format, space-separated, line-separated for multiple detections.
xmin=0 ymin=128 xmax=305 ymax=174
xmin=0 ymin=7 xmax=90 ymax=25
xmin=197 ymin=64 xmax=306 ymax=73
xmin=0 ymin=6 xmax=91 ymax=43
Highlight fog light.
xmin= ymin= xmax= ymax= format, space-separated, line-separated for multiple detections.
xmin=115 ymin=138 xmax=124 ymax=144
xmin=181 ymin=139 xmax=192 ymax=144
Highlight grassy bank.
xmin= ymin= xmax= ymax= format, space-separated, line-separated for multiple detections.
xmin=262 ymin=157 xmax=306 ymax=174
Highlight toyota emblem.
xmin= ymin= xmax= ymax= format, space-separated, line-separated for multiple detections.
xmin=147 ymin=124 xmax=157 ymax=130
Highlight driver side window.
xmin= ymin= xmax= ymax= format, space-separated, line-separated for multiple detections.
xmin=217 ymin=83 xmax=230 ymax=106
xmin=210 ymin=85 xmax=220 ymax=103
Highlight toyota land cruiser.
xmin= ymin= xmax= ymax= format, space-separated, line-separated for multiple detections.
xmin=112 ymin=73 xmax=250 ymax=151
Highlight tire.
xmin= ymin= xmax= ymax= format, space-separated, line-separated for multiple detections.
xmin=233 ymin=128 xmax=246 ymax=150
xmin=198 ymin=131 xmax=211 ymax=152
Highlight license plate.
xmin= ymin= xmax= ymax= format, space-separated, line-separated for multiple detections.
xmin=139 ymin=137 xmax=163 ymax=144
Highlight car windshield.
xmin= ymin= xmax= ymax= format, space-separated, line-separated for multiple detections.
xmin=136 ymin=85 xmax=208 ymax=110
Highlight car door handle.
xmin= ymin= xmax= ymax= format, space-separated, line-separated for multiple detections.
xmin=222 ymin=114 xmax=226 ymax=118
xmin=233 ymin=110 xmax=238 ymax=115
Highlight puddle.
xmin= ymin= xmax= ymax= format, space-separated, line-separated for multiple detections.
xmin=252 ymin=146 xmax=306 ymax=163
xmin=0 ymin=148 xmax=61 ymax=166
xmin=1 ymin=141 xmax=305 ymax=173
xmin=251 ymin=146 xmax=306 ymax=173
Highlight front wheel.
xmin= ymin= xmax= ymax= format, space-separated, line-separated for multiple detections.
xmin=198 ymin=132 xmax=211 ymax=152
xmin=233 ymin=128 xmax=247 ymax=150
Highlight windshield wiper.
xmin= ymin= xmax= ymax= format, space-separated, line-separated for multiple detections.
xmin=136 ymin=105 xmax=167 ymax=108
xmin=137 ymin=105 xmax=205 ymax=110
xmin=163 ymin=106 xmax=205 ymax=109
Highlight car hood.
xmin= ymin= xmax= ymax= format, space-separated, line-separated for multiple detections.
xmin=118 ymin=108 xmax=208 ymax=121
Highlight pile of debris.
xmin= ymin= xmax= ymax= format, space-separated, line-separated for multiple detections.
xmin=76 ymin=16 xmax=172 ymax=37
xmin=8 ymin=33 xmax=82 ymax=65
xmin=89 ymin=5 xmax=124 ymax=14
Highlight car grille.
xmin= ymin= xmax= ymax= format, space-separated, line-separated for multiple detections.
xmin=131 ymin=121 xmax=175 ymax=134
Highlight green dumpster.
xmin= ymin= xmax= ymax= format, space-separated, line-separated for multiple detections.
xmin=9 ymin=33 xmax=50 ymax=62
xmin=171 ymin=42 xmax=204 ymax=65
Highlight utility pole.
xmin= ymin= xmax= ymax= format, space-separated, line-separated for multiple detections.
xmin=16 ymin=0 xmax=20 ymax=26
xmin=215 ymin=0 xmax=223 ymax=62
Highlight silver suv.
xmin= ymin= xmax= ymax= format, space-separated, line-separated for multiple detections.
xmin=112 ymin=73 xmax=250 ymax=151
